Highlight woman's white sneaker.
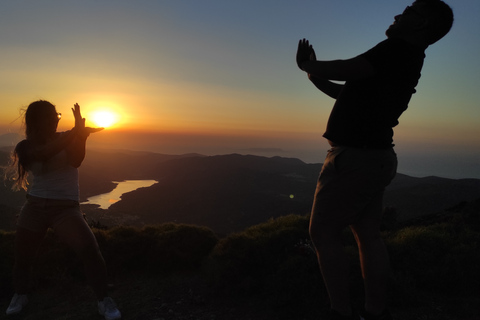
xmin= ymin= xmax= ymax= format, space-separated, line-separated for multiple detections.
xmin=98 ymin=297 xmax=121 ymax=320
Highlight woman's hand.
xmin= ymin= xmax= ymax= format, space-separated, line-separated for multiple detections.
xmin=72 ymin=103 xmax=85 ymax=130
xmin=83 ymin=127 xmax=104 ymax=136
xmin=71 ymin=103 xmax=103 ymax=138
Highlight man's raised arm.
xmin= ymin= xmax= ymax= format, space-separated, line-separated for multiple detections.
xmin=296 ymin=39 xmax=375 ymax=97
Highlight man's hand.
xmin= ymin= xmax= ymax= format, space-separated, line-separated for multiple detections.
xmin=297 ymin=38 xmax=314 ymax=71
xmin=309 ymin=44 xmax=317 ymax=61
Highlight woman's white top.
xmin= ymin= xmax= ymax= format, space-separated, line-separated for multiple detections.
xmin=28 ymin=149 xmax=79 ymax=202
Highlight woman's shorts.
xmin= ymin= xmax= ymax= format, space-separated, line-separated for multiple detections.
xmin=17 ymin=194 xmax=83 ymax=234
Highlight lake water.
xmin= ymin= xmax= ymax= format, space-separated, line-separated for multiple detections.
xmin=82 ymin=180 xmax=158 ymax=209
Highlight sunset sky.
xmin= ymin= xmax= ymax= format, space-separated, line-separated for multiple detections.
xmin=1 ymin=1 xmax=479 ymax=179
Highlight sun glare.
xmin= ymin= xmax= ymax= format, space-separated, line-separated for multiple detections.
xmin=91 ymin=110 xmax=118 ymax=128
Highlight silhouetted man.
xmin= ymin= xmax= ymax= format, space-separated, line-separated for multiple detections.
xmin=296 ymin=1 xmax=453 ymax=319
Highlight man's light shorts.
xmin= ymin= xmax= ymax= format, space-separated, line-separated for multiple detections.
xmin=311 ymin=146 xmax=398 ymax=228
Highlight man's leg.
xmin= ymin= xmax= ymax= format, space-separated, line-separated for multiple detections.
xmin=310 ymin=213 xmax=352 ymax=316
xmin=351 ymin=192 xmax=390 ymax=316
xmin=309 ymin=147 xmax=354 ymax=316
xmin=309 ymin=147 xmax=396 ymax=317
xmin=348 ymin=148 xmax=397 ymax=316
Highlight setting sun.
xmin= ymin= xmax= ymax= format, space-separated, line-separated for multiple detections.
xmin=90 ymin=111 xmax=119 ymax=128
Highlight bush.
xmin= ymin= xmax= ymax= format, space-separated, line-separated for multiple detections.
xmin=208 ymin=215 xmax=311 ymax=289
xmin=206 ymin=214 xmax=330 ymax=318
xmin=387 ymin=222 xmax=480 ymax=295
xmin=98 ymin=223 xmax=219 ymax=277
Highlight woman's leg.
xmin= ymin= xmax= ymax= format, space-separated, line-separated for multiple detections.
xmin=53 ymin=214 xmax=108 ymax=300
xmin=13 ymin=227 xmax=47 ymax=294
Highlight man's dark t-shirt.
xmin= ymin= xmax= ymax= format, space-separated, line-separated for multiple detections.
xmin=323 ymin=38 xmax=425 ymax=149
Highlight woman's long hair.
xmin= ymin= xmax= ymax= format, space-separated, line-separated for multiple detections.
xmin=8 ymin=144 xmax=28 ymax=191
xmin=7 ymin=100 xmax=58 ymax=191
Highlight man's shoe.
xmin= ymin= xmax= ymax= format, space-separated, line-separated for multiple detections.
xmin=98 ymin=297 xmax=121 ymax=320
xmin=6 ymin=293 xmax=28 ymax=315
xmin=359 ymin=309 xmax=392 ymax=320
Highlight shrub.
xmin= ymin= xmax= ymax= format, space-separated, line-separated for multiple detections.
xmin=98 ymin=223 xmax=218 ymax=277
xmin=205 ymin=214 xmax=331 ymax=318
xmin=387 ymin=222 xmax=480 ymax=295
xmin=208 ymin=215 xmax=310 ymax=288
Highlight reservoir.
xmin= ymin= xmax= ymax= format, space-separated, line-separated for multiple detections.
xmin=82 ymin=180 xmax=158 ymax=209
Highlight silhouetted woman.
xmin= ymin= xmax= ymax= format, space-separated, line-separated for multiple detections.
xmin=6 ymin=100 xmax=121 ymax=319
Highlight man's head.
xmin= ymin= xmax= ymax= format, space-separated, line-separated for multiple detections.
xmin=386 ymin=0 xmax=453 ymax=47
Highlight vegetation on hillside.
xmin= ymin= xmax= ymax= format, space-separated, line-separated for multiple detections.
xmin=0 ymin=200 xmax=479 ymax=319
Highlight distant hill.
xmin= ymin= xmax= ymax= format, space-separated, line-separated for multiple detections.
xmin=1 ymin=148 xmax=479 ymax=234
xmin=79 ymin=151 xmax=480 ymax=234
xmin=385 ymin=174 xmax=480 ymax=220
xmin=96 ymin=154 xmax=320 ymax=234
xmin=0 ymin=133 xmax=22 ymax=148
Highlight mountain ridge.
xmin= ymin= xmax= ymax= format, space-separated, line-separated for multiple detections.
xmin=1 ymin=148 xmax=479 ymax=234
